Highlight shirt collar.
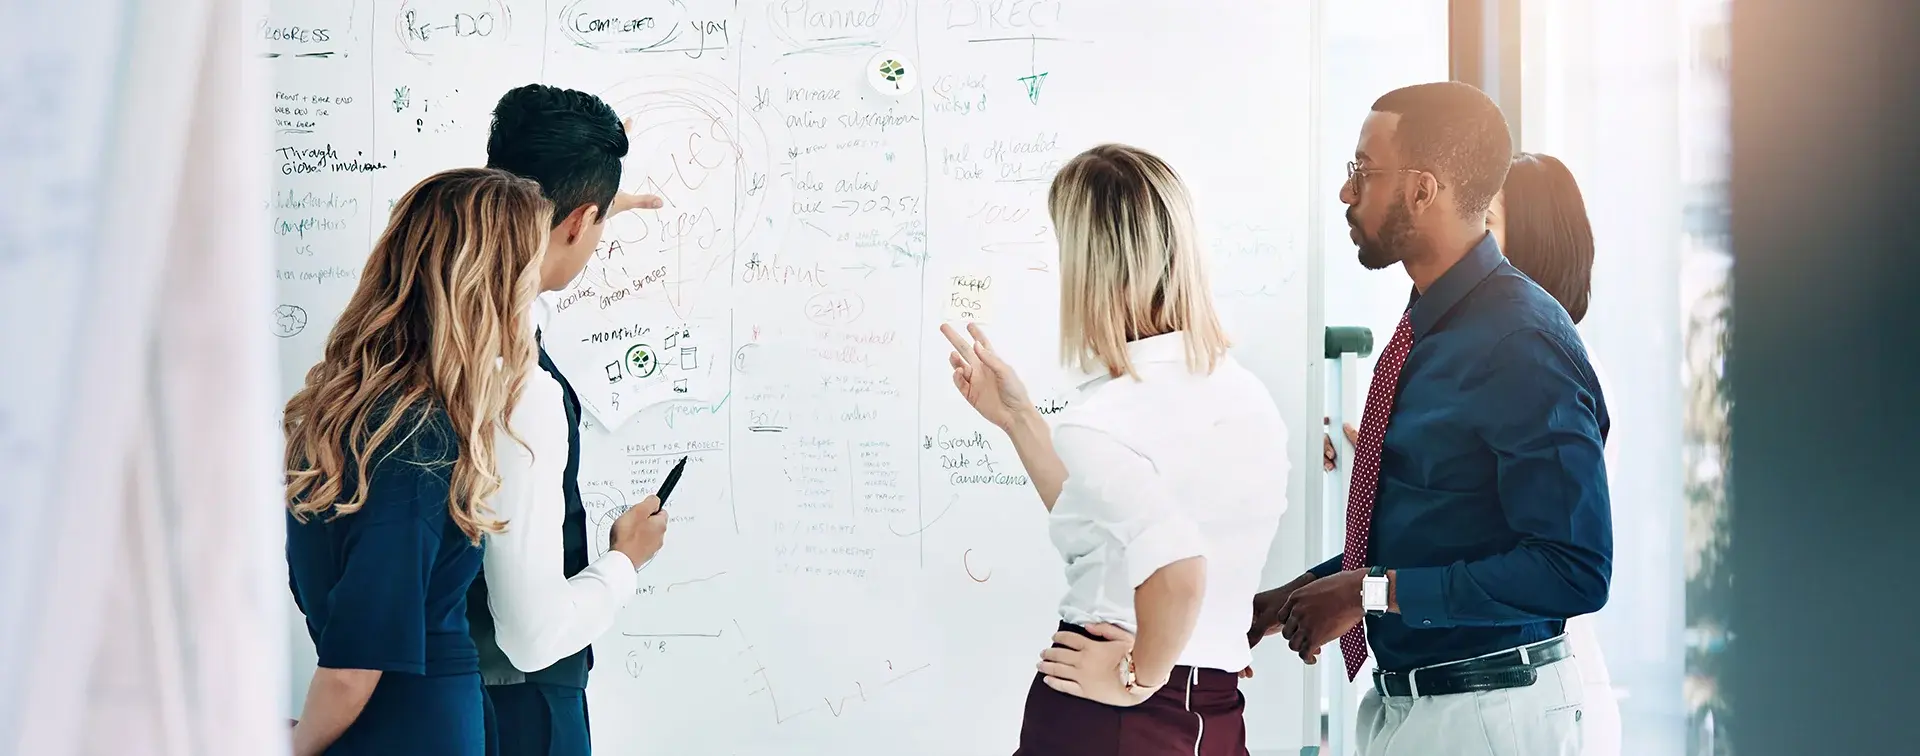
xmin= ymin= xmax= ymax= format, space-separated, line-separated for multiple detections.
xmin=531 ymin=295 xmax=556 ymax=347
xmin=1068 ymin=331 xmax=1190 ymax=389
xmin=1408 ymin=232 xmax=1504 ymax=339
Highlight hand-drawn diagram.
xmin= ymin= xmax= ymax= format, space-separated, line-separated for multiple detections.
xmin=732 ymin=620 xmax=930 ymax=725
xmin=625 ymin=343 xmax=660 ymax=378
xmin=572 ymin=72 xmax=773 ymax=321
xmin=544 ymin=318 xmax=723 ymax=430
xmin=583 ymin=486 xmax=630 ymax=558
xmin=1016 ymin=36 xmax=1049 ymax=104
xmin=273 ymin=304 xmax=309 ymax=337
xmin=950 ymin=0 xmax=1074 ymax=103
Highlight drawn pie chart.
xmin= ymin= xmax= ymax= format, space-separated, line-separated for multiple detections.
xmin=584 ymin=489 xmax=628 ymax=558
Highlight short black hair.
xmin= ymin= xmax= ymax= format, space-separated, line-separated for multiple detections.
xmin=1501 ymin=153 xmax=1595 ymax=323
xmin=1370 ymin=82 xmax=1513 ymax=219
xmin=485 ymin=84 xmax=628 ymax=229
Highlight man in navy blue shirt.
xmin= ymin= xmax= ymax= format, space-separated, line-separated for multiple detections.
xmin=1248 ymin=82 xmax=1612 ymax=755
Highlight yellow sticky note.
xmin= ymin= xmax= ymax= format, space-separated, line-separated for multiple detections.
xmin=944 ymin=274 xmax=996 ymax=323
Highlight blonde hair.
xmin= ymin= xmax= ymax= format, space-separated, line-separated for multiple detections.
xmin=1050 ymin=143 xmax=1229 ymax=378
xmin=284 ymin=167 xmax=551 ymax=544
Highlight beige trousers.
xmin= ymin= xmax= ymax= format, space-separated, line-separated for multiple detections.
xmin=1356 ymin=657 xmax=1586 ymax=756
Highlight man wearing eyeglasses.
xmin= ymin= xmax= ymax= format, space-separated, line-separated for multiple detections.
xmin=1247 ymin=82 xmax=1613 ymax=755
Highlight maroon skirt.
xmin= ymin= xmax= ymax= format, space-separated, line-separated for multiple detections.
xmin=1013 ymin=623 xmax=1249 ymax=756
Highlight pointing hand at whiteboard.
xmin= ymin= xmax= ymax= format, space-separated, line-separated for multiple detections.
xmin=609 ymin=117 xmax=665 ymax=214
xmin=941 ymin=322 xmax=1033 ymax=431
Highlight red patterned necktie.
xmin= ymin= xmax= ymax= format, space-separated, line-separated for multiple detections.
xmin=1338 ymin=310 xmax=1416 ymax=681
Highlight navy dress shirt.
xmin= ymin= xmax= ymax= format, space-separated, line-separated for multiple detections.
xmin=1311 ymin=234 xmax=1613 ymax=672
xmin=288 ymin=404 xmax=485 ymax=755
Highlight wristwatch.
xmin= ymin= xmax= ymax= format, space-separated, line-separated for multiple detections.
xmin=1361 ymin=565 xmax=1390 ymax=616
xmin=1121 ymin=652 xmax=1161 ymax=695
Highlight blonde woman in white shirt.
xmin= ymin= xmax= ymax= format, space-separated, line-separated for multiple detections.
xmin=940 ymin=143 xmax=1290 ymax=756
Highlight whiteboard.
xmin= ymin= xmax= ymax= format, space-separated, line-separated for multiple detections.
xmin=265 ymin=1 xmax=1313 ymax=753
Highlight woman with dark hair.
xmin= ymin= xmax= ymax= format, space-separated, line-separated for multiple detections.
xmin=1489 ymin=152 xmax=1622 ymax=756
xmin=1488 ymin=152 xmax=1594 ymax=324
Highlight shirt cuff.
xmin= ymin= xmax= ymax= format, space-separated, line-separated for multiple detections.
xmin=1122 ymin=517 xmax=1207 ymax=589
xmin=1391 ymin=565 xmax=1452 ymax=630
xmin=593 ymin=550 xmax=641 ymax=597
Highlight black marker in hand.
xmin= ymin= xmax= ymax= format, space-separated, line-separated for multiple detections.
xmin=652 ymin=455 xmax=688 ymax=515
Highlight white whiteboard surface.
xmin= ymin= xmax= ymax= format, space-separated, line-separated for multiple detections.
xmin=266 ymin=1 xmax=1313 ymax=753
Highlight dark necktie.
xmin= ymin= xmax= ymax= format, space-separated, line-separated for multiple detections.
xmin=1339 ymin=309 xmax=1415 ymax=680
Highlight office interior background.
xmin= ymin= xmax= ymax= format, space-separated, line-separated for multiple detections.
xmin=29 ymin=0 xmax=1920 ymax=753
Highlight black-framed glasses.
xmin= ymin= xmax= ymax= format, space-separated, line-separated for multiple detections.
xmin=1346 ymin=161 xmax=1447 ymax=190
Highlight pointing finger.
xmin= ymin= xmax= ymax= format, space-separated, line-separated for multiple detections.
xmin=966 ymin=322 xmax=998 ymax=353
xmin=939 ymin=323 xmax=975 ymax=365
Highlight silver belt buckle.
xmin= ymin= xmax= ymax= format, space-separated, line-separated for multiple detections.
xmin=1373 ymin=669 xmax=1419 ymax=697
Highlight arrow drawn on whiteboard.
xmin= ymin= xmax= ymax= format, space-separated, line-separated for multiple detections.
xmin=796 ymin=218 xmax=832 ymax=238
xmin=980 ymin=241 xmax=1052 ymax=272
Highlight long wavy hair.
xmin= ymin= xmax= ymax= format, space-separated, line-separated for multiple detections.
xmin=283 ymin=167 xmax=551 ymax=543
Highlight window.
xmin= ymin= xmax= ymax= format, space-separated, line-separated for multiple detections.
xmin=1518 ymin=0 xmax=1719 ymax=753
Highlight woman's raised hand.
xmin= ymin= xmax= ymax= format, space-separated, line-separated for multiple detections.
xmin=939 ymin=322 xmax=1033 ymax=431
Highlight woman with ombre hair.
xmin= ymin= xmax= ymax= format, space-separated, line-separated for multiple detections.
xmin=283 ymin=167 xmax=550 ymax=756
xmin=941 ymin=144 xmax=1290 ymax=755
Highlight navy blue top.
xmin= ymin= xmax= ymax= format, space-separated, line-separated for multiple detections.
xmin=1312 ymin=234 xmax=1613 ymax=672
xmin=287 ymin=404 xmax=485 ymax=754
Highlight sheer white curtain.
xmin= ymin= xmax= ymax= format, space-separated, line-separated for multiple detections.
xmin=0 ymin=0 xmax=285 ymax=754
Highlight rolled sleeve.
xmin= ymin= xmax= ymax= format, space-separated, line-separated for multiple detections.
xmin=1121 ymin=516 xmax=1207 ymax=589
xmin=316 ymin=474 xmax=446 ymax=673
xmin=1053 ymin=424 xmax=1207 ymax=588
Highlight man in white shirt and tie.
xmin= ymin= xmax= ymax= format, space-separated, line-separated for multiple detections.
xmin=469 ymin=83 xmax=669 ymax=756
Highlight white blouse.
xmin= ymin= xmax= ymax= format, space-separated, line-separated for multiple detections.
xmin=480 ymin=308 xmax=640 ymax=673
xmin=1047 ymin=332 xmax=1291 ymax=674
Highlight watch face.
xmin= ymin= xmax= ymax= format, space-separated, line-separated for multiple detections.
xmin=1362 ymin=577 xmax=1389 ymax=610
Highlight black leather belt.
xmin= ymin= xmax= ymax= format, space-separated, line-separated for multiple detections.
xmin=1371 ymin=635 xmax=1571 ymax=698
